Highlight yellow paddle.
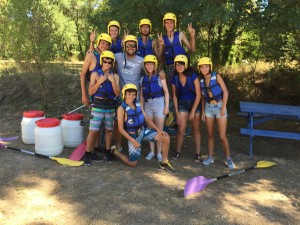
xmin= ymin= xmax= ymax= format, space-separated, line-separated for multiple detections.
xmin=165 ymin=111 xmax=175 ymax=126
xmin=0 ymin=144 xmax=83 ymax=166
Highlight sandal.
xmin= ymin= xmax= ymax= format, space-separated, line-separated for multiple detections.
xmin=172 ymin=152 xmax=180 ymax=160
xmin=194 ymin=153 xmax=201 ymax=163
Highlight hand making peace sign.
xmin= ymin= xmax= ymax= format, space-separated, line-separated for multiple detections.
xmin=188 ymin=23 xmax=195 ymax=37
xmin=157 ymin=32 xmax=164 ymax=46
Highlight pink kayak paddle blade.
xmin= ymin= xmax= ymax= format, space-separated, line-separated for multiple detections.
xmin=68 ymin=141 xmax=86 ymax=161
xmin=184 ymin=176 xmax=214 ymax=197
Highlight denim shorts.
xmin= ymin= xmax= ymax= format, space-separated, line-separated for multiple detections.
xmin=178 ymin=100 xmax=201 ymax=113
xmin=145 ymin=97 xmax=165 ymax=118
xmin=128 ymin=128 xmax=157 ymax=162
xmin=205 ymin=102 xmax=227 ymax=118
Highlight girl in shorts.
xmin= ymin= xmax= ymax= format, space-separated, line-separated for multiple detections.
xmin=171 ymin=55 xmax=202 ymax=162
xmin=140 ymin=55 xmax=169 ymax=161
xmin=198 ymin=57 xmax=235 ymax=169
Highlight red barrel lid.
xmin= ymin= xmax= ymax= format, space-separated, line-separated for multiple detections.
xmin=35 ymin=118 xmax=60 ymax=127
xmin=23 ymin=110 xmax=45 ymax=118
xmin=62 ymin=113 xmax=84 ymax=121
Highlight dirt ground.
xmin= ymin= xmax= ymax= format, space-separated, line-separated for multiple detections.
xmin=0 ymin=106 xmax=299 ymax=225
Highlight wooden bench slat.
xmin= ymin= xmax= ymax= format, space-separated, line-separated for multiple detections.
xmin=240 ymin=101 xmax=300 ymax=118
xmin=240 ymin=128 xmax=300 ymax=140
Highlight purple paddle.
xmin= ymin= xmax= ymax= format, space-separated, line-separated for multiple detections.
xmin=0 ymin=136 xmax=19 ymax=142
xmin=184 ymin=161 xmax=277 ymax=197
xmin=184 ymin=176 xmax=215 ymax=197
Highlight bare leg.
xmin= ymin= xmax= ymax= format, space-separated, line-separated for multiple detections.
xmin=175 ymin=112 xmax=189 ymax=153
xmin=154 ymin=116 xmax=165 ymax=155
xmin=155 ymin=132 xmax=170 ymax=164
xmin=192 ymin=113 xmax=201 ymax=154
xmin=86 ymin=130 xmax=100 ymax=152
xmin=113 ymin=150 xmax=138 ymax=167
xmin=216 ymin=117 xmax=230 ymax=158
xmin=206 ymin=117 xmax=215 ymax=157
xmin=147 ymin=113 xmax=155 ymax=154
xmin=105 ymin=129 xmax=113 ymax=150
xmin=114 ymin=122 xmax=122 ymax=149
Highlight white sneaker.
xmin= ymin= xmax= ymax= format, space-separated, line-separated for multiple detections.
xmin=157 ymin=153 xmax=162 ymax=161
xmin=203 ymin=156 xmax=214 ymax=166
xmin=145 ymin=152 xmax=155 ymax=160
xmin=227 ymin=158 xmax=235 ymax=169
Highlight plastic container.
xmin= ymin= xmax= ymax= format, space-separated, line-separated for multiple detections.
xmin=21 ymin=110 xmax=45 ymax=144
xmin=61 ymin=113 xmax=85 ymax=147
xmin=34 ymin=118 xmax=63 ymax=156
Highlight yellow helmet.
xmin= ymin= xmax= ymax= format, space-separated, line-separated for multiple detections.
xmin=100 ymin=50 xmax=115 ymax=66
xmin=96 ymin=33 xmax=112 ymax=46
xmin=107 ymin=20 xmax=120 ymax=34
xmin=139 ymin=18 xmax=152 ymax=33
xmin=122 ymin=84 xmax=138 ymax=99
xmin=163 ymin=13 xmax=177 ymax=29
xmin=198 ymin=57 xmax=213 ymax=72
xmin=144 ymin=54 xmax=158 ymax=70
xmin=123 ymin=35 xmax=138 ymax=51
xmin=174 ymin=54 xmax=188 ymax=69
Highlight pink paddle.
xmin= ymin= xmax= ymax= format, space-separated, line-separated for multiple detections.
xmin=68 ymin=141 xmax=86 ymax=161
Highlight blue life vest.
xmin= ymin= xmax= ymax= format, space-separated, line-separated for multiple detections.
xmin=86 ymin=52 xmax=101 ymax=82
xmin=137 ymin=37 xmax=153 ymax=58
xmin=142 ymin=74 xmax=164 ymax=100
xmin=122 ymin=100 xmax=145 ymax=133
xmin=94 ymin=69 xmax=116 ymax=100
xmin=110 ymin=38 xmax=122 ymax=54
xmin=163 ymin=31 xmax=186 ymax=66
xmin=200 ymin=72 xmax=223 ymax=102
xmin=174 ymin=74 xmax=196 ymax=98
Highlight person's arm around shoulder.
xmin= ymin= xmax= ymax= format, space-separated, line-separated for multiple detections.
xmin=216 ymin=73 xmax=229 ymax=117
xmin=180 ymin=23 xmax=195 ymax=52
xmin=80 ymin=53 xmax=95 ymax=105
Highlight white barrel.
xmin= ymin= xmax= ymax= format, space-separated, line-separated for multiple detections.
xmin=61 ymin=113 xmax=85 ymax=147
xmin=34 ymin=118 xmax=63 ymax=157
xmin=21 ymin=110 xmax=45 ymax=144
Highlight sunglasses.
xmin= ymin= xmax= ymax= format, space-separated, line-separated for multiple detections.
xmin=102 ymin=60 xmax=113 ymax=65
xmin=126 ymin=44 xmax=137 ymax=49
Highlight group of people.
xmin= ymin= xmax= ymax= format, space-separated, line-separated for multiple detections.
xmin=79 ymin=13 xmax=235 ymax=172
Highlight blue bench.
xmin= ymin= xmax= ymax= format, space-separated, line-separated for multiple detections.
xmin=239 ymin=101 xmax=300 ymax=158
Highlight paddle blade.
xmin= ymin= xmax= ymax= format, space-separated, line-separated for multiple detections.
xmin=68 ymin=141 xmax=86 ymax=161
xmin=256 ymin=161 xmax=276 ymax=168
xmin=184 ymin=176 xmax=214 ymax=197
xmin=165 ymin=112 xmax=174 ymax=126
xmin=50 ymin=157 xmax=84 ymax=166
xmin=0 ymin=136 xmax=19 ymax=142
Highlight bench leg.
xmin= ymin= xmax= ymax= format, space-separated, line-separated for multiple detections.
xmin=248 ymin=113 xmax=254 ymax=158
